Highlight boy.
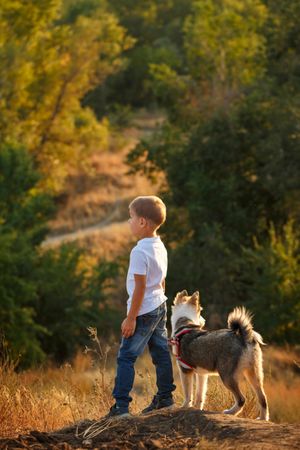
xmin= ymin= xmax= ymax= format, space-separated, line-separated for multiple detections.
xmin=107 ymin=195 xmax=175 ymax=418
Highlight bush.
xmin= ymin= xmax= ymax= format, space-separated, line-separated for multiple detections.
xmin=242 ymin=221 xmax=300 ymax=343
xmin=0 ymin=144 xmax=54 ymax=366
xmin=35 ymin=245 xmax=120 ymax=363
xmin=0 ymin=144 xmax=121 ymax=367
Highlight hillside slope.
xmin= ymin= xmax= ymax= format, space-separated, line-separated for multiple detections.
xmin=2 ymin=409 xmax=299 ymax=449
xmin=42 ymin=110 xmax=165 ymax=259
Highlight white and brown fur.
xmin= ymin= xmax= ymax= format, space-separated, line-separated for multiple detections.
xmin=171 ymin=290 xmax=269 ymax=420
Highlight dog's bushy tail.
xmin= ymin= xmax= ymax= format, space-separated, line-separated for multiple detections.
xmin=228 ymin=307 xmax=265 ymax=345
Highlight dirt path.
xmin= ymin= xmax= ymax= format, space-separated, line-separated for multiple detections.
xmin=1 ymin=409 xmax=299 ymax=449
xmin=42 ymin=200 xmax=123 ymax=247
xmin=42 ymin=110 xmax=165 ymax=248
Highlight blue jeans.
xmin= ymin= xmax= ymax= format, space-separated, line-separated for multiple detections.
xmin=112 ymin=302 xmax=175 ymax=409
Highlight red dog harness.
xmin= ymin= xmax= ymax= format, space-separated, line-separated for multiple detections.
xmin=169 ymin=327 xmax=196 ymax=370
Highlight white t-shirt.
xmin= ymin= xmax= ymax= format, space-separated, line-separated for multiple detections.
xmin=126 ymin=236 xmax=168 ymax=316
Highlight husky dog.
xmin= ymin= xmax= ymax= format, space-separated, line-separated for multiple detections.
xmin=170 ymin=290 xmax=269 ymax=421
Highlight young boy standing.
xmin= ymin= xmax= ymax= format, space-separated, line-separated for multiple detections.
xmin=107 ymin=195 xmax=175 ymax=418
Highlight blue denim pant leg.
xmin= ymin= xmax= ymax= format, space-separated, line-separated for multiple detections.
xmin=148 ymin=304 xmax=176 ymax=400
xmin=112 ymin=302 xmax=175 ymax=409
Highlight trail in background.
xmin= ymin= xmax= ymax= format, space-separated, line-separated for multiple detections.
xmin=42 ymin=110 xmax=165 ymax=249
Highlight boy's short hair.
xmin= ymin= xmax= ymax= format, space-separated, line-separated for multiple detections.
xmin=129 ymin=196 xmax=166 ymax=227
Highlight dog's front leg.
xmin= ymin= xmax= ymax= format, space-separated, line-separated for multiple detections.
xmin=194 ymin=373 xmax=208 ymax=409
xmin=178 ymin=365 xmax=194 ymax=407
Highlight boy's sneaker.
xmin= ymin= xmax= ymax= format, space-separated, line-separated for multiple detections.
xmin=106 ymin=404 xmax=131 ymax=419
xmin=141 ymin=395 xmax=174 ymax=414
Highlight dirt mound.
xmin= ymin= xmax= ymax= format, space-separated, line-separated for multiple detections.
xmin=1 ymin=409 xmax=299 ymax=450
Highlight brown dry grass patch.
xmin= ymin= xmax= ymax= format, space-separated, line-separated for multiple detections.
xmin=48 ymin=110 xmax=165 ymax=237
xmin=0 ymin=346 xmax=299 ymax=440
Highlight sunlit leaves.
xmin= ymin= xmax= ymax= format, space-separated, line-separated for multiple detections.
xmin=0 ymin=0 xmax=133 ymax=191
xmin=184 ymin=0 xmax=267 ymax=88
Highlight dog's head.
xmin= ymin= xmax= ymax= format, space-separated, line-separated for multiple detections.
xmin=171 ymin=290 xmax=205 ymax=336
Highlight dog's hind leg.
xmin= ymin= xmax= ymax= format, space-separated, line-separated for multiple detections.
xmin=178 ymin=365 xmax=194 ymax=407
xmin=221 ymin=375 xmax=245 ymax=416
xmin=194 ymin=374 xmax=208 ymax=409
xmin=244 ymin=368 xmax=269 ymax=421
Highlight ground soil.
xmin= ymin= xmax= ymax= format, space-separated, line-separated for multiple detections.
xmin=1 ymin=408 xmax=299 ymax=450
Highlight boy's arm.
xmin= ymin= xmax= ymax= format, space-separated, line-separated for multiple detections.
xmin=162 ymin=278 xmax=165 ymax=293
xmin=121 ymin=274 xmax=146 ymax=338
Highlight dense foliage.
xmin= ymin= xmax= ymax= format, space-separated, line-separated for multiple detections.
xmin=126 ymin=0 xmax=300 ymax=342
xmin=0 ymin=0 xmax=132 ymax=191
xmin=1 ymin=0 xmax=299 ymax=366
xmin=0 ymin=145 xmax=120 ymax=367
xmin=0 ymin=0 xmax=128 ymax=367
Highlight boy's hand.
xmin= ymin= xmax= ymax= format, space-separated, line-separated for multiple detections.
xmin=121 ymin=317 xmax=136 ymax=338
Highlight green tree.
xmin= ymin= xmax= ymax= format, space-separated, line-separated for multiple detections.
xmin=148 ymin=0 xmax=267 ymax=125
xmin=0 ymin=0 xmax=132 ymax=191
xmin=100 ymin=0 xmax=193 ymax=107
xmin=242 ymin=222 xmax=300 ymax=342
xmin=263 ymin=0 xmax=300 ymax=91
xmin=0 ymin=144 xmax=121 ymax=366
xmin=184 ymin=0 xmax=267 ymax=87
xmin=0 ymin=144 xmax=54 ymax=366
xmin=125 ymin=0 xmax=300 ymax=343
xmin=35 ymin=245 xmax=120 ymax=362
xmin=128 ymin=93 xmax=300 ymax=332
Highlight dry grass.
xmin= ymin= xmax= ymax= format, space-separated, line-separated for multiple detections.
xmin=0 ymin=345 xmax=299 ymax=439
xmin=48 ymin=149 xmax=156 ymax=236
xmin=47 ymin=110 xmax=165 ymax=238
xmin=56 ymin=221 xmax=134 ymax=262
xmin=79 ymin=221 xmax=133 ymax=260
xmin=263 ymin=346 xmax=300 ymax=423
xmin=42 ymin=110 xmax=166 ymax=264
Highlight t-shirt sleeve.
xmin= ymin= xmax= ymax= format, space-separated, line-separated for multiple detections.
xmin=128 ymin=249 xmax=147 ymax=275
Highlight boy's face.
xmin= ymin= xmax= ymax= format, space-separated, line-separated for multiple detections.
xmin=128 ymin=207 xmax=146 ymax=238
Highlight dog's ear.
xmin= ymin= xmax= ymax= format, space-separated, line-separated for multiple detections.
xmin=174 ymin=290 xmax=188 ymax=304
xmin=189 ymin=291 xmax=200 ymax=307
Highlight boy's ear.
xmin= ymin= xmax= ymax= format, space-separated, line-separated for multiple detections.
xmin=139 ymin=217 xmax=147 ymax=227
xmin=189 ymin=291 xmax=200 ymax=307
xmin=174 ymin=290 xmax=188 ymax=305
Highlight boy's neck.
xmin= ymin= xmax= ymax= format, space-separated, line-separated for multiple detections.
xmin=137 ymin=223 xmax=159 ymax=239
xmin=139 ymin=230 xmax=158 ymax=239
